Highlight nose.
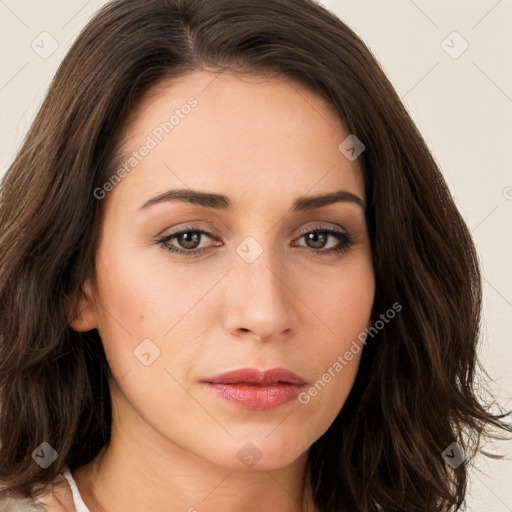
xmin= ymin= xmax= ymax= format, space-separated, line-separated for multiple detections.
xmin=223 ymin=246 xmax=300 ymax=342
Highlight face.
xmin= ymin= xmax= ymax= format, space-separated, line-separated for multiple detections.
xmin=73 ymin=71 xmax=375 ymax=471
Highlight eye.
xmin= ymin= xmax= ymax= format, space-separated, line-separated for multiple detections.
xmin=293 ymin=225 xmax=355 ymax=255
xmin=155 ymin=226 xmax=219 ymax=257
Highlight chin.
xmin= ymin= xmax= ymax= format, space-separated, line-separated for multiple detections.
xmin=197 ymin=432 xmax=310 ymax=472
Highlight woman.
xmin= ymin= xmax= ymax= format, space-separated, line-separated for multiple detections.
xmin=0 ymin=0 xmax=510 ymax=511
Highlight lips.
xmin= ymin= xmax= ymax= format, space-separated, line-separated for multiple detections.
xmin=201 ymin=368 xmax=308 ymax=410
xmin=202 ymin=367 xmax=307 ymax=386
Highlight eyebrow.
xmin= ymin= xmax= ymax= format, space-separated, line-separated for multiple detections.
xmin=140 ymin=188 xmax=366 ymax=211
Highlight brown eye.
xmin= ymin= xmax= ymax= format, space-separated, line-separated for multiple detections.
xmin=304 ymin=231 xmax=329 ymax=249
xmin=176 ymin=231 xmax=202 ymax=250
xmin=156 ymin=227 xmax=218 ymax=257
xmin=294 ymin=227 xmax=355 ymax=255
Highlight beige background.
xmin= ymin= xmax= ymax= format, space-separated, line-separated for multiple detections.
xmin=1 ymin=0 xmax=511 ymax=509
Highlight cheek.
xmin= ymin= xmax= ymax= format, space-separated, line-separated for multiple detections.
xmin=303 ymin=252 xmax=375 ymax=341
xmin=91 ymin=253 xmax=209 ymax=437
xmin=293 ymin=254 xmax=374 ymax=435
xmin=296 ymin=350 xmax=362 ymax=450
xmin=92 ymin=241 xmax=225 ymax=380
xmin=294 ymin=297 xmax=369 ymax=446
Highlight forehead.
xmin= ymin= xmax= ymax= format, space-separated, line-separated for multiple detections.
xmin=109 ymin=71 xmax=365 ymax=213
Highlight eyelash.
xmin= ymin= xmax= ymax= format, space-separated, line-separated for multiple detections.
xmin=155 ymin=224 xmax=356 ymax=258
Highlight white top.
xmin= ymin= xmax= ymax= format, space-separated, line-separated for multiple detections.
xmin=60 ymin=467 xmax=90 ymax=512
xmin=0 ymin=467 xmax=90 ymax=512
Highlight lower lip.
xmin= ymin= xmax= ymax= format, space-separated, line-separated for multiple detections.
xmin=202 ymin=382 xmax=306 ymax=410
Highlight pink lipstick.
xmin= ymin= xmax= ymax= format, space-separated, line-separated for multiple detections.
xmin=201 ymin=367 xmax=307 ymax=410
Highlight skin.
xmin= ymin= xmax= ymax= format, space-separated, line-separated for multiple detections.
xmin=69 ymin=71 xmax=375 ymax=512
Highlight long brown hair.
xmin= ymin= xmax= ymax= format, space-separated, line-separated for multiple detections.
xmin=1 ymin=0 xmax=510 ymax=510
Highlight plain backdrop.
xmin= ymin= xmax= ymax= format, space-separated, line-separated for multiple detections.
xmin=1 ymin=0 xmax=511 ymax=510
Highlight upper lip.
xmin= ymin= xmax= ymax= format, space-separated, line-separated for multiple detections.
xmin=202 ymin=367 xmax=307 ymax=386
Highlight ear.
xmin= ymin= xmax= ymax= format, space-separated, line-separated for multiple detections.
xmin=68 ymin=278 xmax=98 ymax=332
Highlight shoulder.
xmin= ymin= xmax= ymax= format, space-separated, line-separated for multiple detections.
xmin=32 ymin=473 xmax=75 ymax=512
xmin=0 ymin=474 xmax=74 ymax=512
